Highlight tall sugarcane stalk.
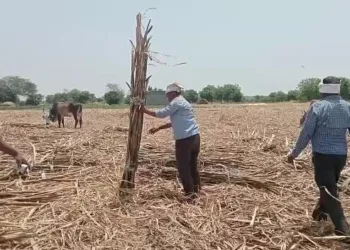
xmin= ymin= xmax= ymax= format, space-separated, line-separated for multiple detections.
xmin=119 ymin=13 xmax=152 ymax=191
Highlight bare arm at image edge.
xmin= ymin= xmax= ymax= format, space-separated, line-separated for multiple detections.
xmin=0 ymin=138 xmax=20 ymax=157
xmin=0 ymin=138 xmax=29 ymax=166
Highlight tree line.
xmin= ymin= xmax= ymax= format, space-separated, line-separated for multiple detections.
xmin=175 ymin=77 xmax=350 ymax=103
xmin=0 ymin=76 xmax=129 ymax=106
xmin=249 ymin=77 xmax=350 ymax=103
xmin=1 ymin=75 xmax=350 ymax=106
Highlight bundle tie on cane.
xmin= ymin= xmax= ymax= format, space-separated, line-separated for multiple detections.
xmin=131 ymin=97 xmax=145 ymax=106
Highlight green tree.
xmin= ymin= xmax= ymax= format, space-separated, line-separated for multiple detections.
xmin=340 ymin=77 xmax=350 ymax=100
xmin=214 ymin=86 xmax=224 ymax=102
xmin=297 ymin=78 xmax=321 ymax=101
xmin=267 ymin=92 xmax=277 ymax=102
xmin=75 ymin=90 xmax=95 ymax=104
xmin=106 ymin=83 xmax=125 ymax=93
xmin=45 ymin=95 xmax=54 ymax=104
xmin=25 ymin=94 xmax=43 ymax=106
xmin=253 ymin=95 xmax=265 ymax=102
xmin=287 ymin=90 xmax=299 ymax=101
xmin=266 ymin=91 xmax=287 ymax=102
xmin=105 ymin=83 xmax=125 ymax=104
xmin=68 ymin=89 xmax=81 ymax=103
xmin=147 ymin=86 xmax=163 ymax=92
xmin=221 ymin=84 xmax=243 ymax=102
xmin=276 ymin=91 xmax=287 ymax=102
xmin=52 ymin=92 xmax=70 ymax=102
xmin=0 ymin=85 xmax=17 ymax=103
xmin=45 ymin=89 xmax=96 ymax=104
xmin=199 ymin=85 xmax=217 ymax=102
xmin=95 ymin=97 xmax=104 ymax=102
xmin=0 ymin=76 xmax=37 ymax=96
xmin=104 ymin=91 xmax=125 ymax=105
xmin=183 ymin=89 xmax=199 ymax=103
xmin=124 ymin=94 xmax=131 ymax=104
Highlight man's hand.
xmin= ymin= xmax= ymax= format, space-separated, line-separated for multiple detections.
xmin=140 ymin=106 xmax=157 ymax=117
xmin=287 ymin=153 xmax=295 ymax=164
xmin=14 ymin=153 xmax=29 ymax=167
xmin=149 ymin=127 xmax=160 ymax=134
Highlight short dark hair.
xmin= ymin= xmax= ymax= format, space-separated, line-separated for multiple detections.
xmin=323 ymin=76 xmax=340 ymax=84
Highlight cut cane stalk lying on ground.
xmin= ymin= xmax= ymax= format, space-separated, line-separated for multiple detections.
xmin=119 ymin=13 xmax=152 ymax=192
xmin=159 ymin=167 xmax=281 ymax=194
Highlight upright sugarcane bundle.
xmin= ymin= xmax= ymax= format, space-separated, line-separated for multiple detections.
xmin=119 ymin=13 xmax=152 ymax=190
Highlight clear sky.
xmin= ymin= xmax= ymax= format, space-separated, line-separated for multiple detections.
xmin=1 ymin=0 xmax=350 ymax=97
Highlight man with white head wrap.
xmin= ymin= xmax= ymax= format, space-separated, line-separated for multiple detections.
xmin=287 ymin=76 xmax=350 ymax=236
xmin=141 ymin=82 xmax=201 ymax=201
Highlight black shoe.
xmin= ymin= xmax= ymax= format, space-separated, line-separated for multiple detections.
xmin=312 ymin=209 xmax=328 ymax=221
xmin=312 ymin=199 xmax=328 ymax=221
xmin=183 ymin=192 xmax=198 ymax=203
xmin=194 ymin=185 xmax=201 ymax=194
xmin=334 ymin=219 xmax=350 ymax=236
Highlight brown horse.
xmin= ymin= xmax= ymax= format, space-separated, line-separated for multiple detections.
xmin=43 ymin=102 xmax=83 ymax=128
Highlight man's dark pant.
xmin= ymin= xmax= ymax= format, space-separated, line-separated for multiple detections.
xmin=312 ymin=152 xmax=350 ymax=235
xmin=175 ymin=134 xmax=201 ymax=197
xmin=313 ymin=152 xmax=346 ymax=197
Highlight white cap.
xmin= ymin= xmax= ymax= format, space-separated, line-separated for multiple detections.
xmin=319 ymin=76 xmax=341 ymax=94
xmin=319 ymin=83 xmax=340 ymax=94
xmin=165 ymin=82 xmax=183 ymax=94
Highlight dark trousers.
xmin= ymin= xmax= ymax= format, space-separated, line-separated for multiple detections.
xmin=312 ymin=152 xmax=350 ymax=234
xmin=175 ymin=134 xmax=201 ymax=197
xmin=313 ymin=152 xmax=346 ymax=198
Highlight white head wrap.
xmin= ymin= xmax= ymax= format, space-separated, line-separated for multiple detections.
xmin=165 ymin=82 xmax=184 ymax=94
xmin=319 ymin=83 xmax=340 ymax=94
xmin=319 ymin=76 xmax=341 ymax=94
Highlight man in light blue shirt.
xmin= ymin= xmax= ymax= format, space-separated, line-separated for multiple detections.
xmin=288 ymin=76 xmax=350 ymax=236
xmin=141 ymin=82 xmax=201 ymax=201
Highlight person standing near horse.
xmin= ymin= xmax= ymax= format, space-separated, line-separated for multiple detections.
xmin=287 ymin=76 xmax=350 ymax=236
xmin=141 ymin=82 xmax=201 ymax=201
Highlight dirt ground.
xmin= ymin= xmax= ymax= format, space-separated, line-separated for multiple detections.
xmin=0 ymin=103 xmax=349 ymax=249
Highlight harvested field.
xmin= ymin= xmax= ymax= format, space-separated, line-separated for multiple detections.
xmin=0 ymin=103 xmax=349 ymax=249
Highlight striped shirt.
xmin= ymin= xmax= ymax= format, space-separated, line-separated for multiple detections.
xmin=155 ymin=95 xmax=199 ymax=140
xmin=291 ymin=95 xmax=350 ymax=157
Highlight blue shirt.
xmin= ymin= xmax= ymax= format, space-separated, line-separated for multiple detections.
xmin=292 ymin=95 xmax=350 ymax=157
xmin=155 ymin=96 xmax=199 ymax=140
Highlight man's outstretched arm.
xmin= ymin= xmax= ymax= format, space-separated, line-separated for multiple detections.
xmin=149 ymin=122 xmax=172 ymax=134
xmin=0 ymin=138 xmax=20 ymax=157
xmin=158 ymin=123 xmax=172 ymax=130
xmin=0 ymin=138 xmax=29 ymax=166
xmin=291 ymin=108 xmax=317 ymax=158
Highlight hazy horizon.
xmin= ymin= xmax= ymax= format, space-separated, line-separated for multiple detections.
xmin=1 ymin=0 xmax=350 ymax=97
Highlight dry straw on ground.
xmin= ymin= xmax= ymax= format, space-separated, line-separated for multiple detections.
xmin=0 ymin=103 xmax=349 ymax=249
